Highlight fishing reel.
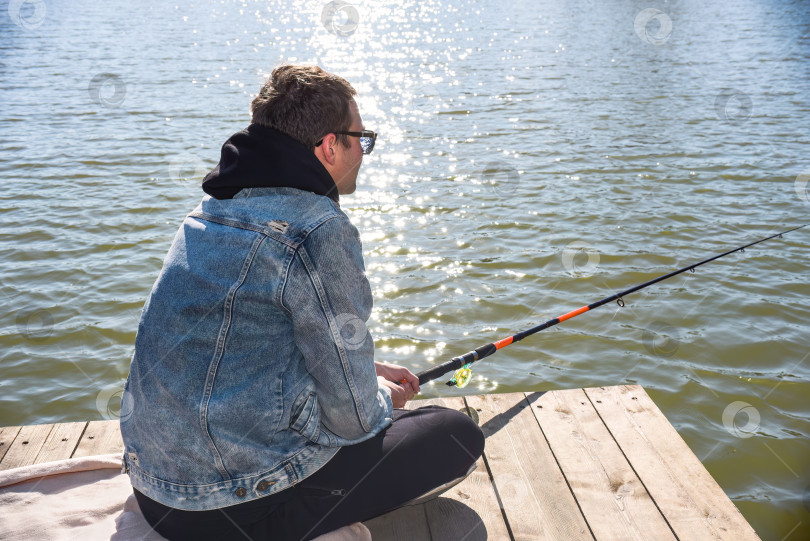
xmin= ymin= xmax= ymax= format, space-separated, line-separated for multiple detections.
xmin=447 ymin=363 xmax=473 ymax=388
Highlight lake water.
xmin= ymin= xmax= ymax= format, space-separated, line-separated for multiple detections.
xmin=1 ymin=0 xmax=808 ymax=537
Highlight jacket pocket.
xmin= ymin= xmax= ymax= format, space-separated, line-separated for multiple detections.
xmin=290 ymin=391 xmax=321 ymax=442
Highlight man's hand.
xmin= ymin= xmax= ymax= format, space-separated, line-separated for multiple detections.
xmin=375 ymin=362 xmax=420 ymax=408
xmin=378 ymin=377 xmax=413 ymax=408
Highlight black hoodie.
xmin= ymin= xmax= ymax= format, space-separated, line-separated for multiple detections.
xmin=201 ymin=124 xmax=339 ymax=203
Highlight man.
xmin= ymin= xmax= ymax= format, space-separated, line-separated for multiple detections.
xmin=121 ymin=65 xmax=484 ymax=540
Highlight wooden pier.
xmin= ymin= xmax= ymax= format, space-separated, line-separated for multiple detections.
xmin=0 ymin=385 xmax=760 ymax=540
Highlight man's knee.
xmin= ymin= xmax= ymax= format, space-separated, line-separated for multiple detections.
xmin=410 ymin=406 xmax=485 ymax=469
xmin=445 ymin=408 xmax=485 ymax=463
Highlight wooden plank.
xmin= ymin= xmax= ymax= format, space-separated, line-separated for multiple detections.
xmin=0 ymin=425 xmax=22 ymax=465
xmin=422 ymin=455 xmax=510 ymax=541
xmin=34 ymin=422 xmax=87 ymax=464
xmin=362 ymin=398 xmax=450 ymax=538
xmin=422 ymin=396 xmax=512 ymax=541
xmin=364 ymin=397 xmax=511 ymax=540
xmin=585 ymin=385 xmax=761 ymax=541
xmin=72 ymin=420 xmax=124 ymax=457
xmin=529 ymin=389 xmax=676 ymax=541
xmin=0 ymin=388 xmax=763 ymax=541
xmin=0 ymin=423 xmax=54 ymax=470
xmin=466 ymin=393 xmax=593 ymax=540
xmin=365 ymin=397 xmax=493 ymax=540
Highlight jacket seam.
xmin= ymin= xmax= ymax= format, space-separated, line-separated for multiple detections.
xmin=199 ymin=233 xmax=267 ymax=479
xmin=295 ymin=245 xmax=370 ymax=434
xmin=277 ymin=247 xmax=296 ymax=318
xmin=189 ymin=204 xmax=344 ymax=249
xmin=278 ymin=213 xmax=343 ymax=316
xmin=126 ymin=444 xmax=336 ymax=494
xmin=301 ymin=392 xmax=320 ymax=442
xmin=188 ymin=211 xmax=298 ymax=248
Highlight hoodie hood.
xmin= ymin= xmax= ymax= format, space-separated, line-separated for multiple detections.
xmin=202 ymin=124 xmax=339 ymax=202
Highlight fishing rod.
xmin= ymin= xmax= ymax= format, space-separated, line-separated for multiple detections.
xmin=414 ymin=224 xmax=806 ymax=388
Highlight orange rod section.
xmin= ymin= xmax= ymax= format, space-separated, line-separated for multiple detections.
xmin=557 ymin=305 xmax=590 ymax=323
xmin=494 ymin=336 xmax=514 ymax=349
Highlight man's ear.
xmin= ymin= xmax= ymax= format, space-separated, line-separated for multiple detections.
xmin=315 ymin=133 xmax=338 ymax=166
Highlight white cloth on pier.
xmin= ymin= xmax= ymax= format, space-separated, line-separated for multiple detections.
xmin=0 ymin=454 xmax=370 ymax=540
xmin=0 ymin=453 xmax=163 ymax=540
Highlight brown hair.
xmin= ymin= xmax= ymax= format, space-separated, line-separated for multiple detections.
xmin=250 ymin=65 xmax=356 ymax=150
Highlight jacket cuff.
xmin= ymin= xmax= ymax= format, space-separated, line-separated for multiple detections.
xmin=378 ymin=384 xmax=394 ymax=416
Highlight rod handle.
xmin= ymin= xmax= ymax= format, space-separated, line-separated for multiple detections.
xmin=416 ymin=342 xmax=501 ymax=385
xmin=416 ymin=357 xmax=465 ymax=385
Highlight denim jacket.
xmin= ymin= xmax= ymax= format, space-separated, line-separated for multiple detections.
xmin=121 ymin=187 xmax=393 ymax=511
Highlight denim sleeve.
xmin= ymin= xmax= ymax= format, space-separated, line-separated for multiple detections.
xmin=282 ymin=215 xmax=393 ymax=443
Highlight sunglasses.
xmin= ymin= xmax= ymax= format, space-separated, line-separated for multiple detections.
xmin=315 ymin=130 xmax=377 ymax=155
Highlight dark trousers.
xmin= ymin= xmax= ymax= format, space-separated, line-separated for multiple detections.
xmin=133 ymin=406 xmax=485 ymax=540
